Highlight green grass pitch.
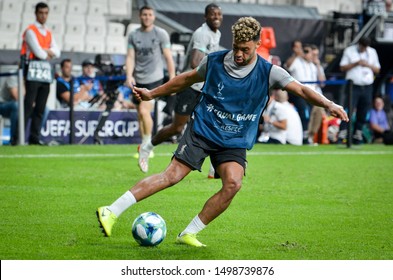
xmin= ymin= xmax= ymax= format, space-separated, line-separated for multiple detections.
xmin=0 ymin=144 xmax=392 ymax=260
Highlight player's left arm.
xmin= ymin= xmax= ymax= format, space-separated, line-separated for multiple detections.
xmin=284 ymin=81 xmax=348 ymax=122
xmin=160 ymin=29 xmax=176 ymax=80
xmin=162 ymin=47 xmax=176 ymax=80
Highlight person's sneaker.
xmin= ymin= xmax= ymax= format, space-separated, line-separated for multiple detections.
xmin=138 ymin=144 xmax=152 ymax=173
xmin=208 ymin=164 xmax=215 ymax=179
xmin=176 ymin=233 xmax=206 ymax=247
xmin=133 ymin=145 xmax=154 ymax=159
xmin=352 ymin=130 xmax=363 ymax=145
xmin=352 ymin=138 xmax=363 ymax=145
xmin=336 ymin=138 xmax=346 ymax=145
xmin=307 ymin=137 xmax=318 ymax=146
xmin=96 ymin=206 xmax=118 ymax=237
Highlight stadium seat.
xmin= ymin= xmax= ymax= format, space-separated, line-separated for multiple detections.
xmin=65 ymin=14 xmax=85 ymax=25
xmin=0 ymin=34 xmax=19 ymax=50
xmin=86 ymin=24 xmax=107 ymax=37
xmin=63 ymin=34 xmax=85 ymax=52
xmin=1 ymin=0 xmax=24 ymax=15
xmin=0 ymin=15 xmax=21 ymax=35
xmin=85 ymin=36 xmax=106 ymax=53
xmin=107 ymin=22 xmax=125 ymax=37
xmin=47 ymin=0 xmax=67 ymax=17
xmin=108 ymin=0 xmax=130 ymax=16
xmin=67 ymin=0 xmax=88 ymax=15
xmin=46 ymin=21 xmax=66 ymax=35
xmin=87 ymin=1 xmax=107 ymax=15
xmin=89 ymin=0 xmax=108 ymax=4
xmin=86 ymin=16 xmax=107 ymax=37
xmin=65 ymin=22 xmax=86 ymax=37
xmin=65 ymin=14 xmax=86 ymax=36
xmin=105 ymin=36 xmax=127 ymax=54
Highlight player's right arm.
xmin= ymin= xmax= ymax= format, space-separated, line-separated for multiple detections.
xmin=133 ymin=69 xmax=203 ymax=102
xmin=125 ymin=47 xmax=136 ymax=88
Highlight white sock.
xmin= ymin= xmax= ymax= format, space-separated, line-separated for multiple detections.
xmin=141 ymin=135 xmax=151 ymax=146
xmin=180 ymin=215 xmax=206 ymax=236
xmin=108 ymin=191 xmax=137 ymax=217
xmin=145 ymin=141 xmax=154 ymax=151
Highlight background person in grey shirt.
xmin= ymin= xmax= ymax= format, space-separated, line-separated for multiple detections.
xmin=126 ymin=5 xmax=176 ymax=172
xmin=138 ymin=3 xmax=223 ymax=174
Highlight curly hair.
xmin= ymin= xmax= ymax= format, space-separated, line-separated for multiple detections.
xmin=231 ymin=17 xmax=261 ymax=42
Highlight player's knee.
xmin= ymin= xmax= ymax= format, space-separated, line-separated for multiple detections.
xmin=162 ymin=169 xmax=184 ymax=187
xmin=223 ymin=178 xmax=242 ymax=196
xmin=138 ymin=108 xmax=149 ymax=116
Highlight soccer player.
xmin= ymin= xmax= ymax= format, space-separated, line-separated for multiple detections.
xmin=97 ymin=17 xmax=348 ymax=247
xmin=126 ymin=6 xmax=176 ymax=172
xmin=138 ymin=3 xmax=223 ymax=174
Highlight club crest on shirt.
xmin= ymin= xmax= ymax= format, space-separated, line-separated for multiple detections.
xmin=215 ymin=81 xmax=225 ymax=100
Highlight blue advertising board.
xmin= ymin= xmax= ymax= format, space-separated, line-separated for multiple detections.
xmin=40 ymin=110 xmax=141 ymax=144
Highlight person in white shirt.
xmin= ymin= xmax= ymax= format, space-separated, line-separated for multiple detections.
xmin=259 ymin=92 xmax=288 ymax=144
xmin=287 ymin=44 xmax=316 ymax=142
xmin=337 ymin=36 xmax=381 ymax=144
xmin=274 ymin=89 xmax=303 ymax=145
xmin=307 ymin=44 xmax=327 ymax=145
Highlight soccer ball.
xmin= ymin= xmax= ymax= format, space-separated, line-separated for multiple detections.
xmin=131 ymin=212 xmax=167 ymax=246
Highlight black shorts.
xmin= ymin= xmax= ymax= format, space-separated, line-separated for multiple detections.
xmin=174 ymin=87 xmax=201 ymax=115
xmin=173 ymin=120 xmax=247 ymax=177
xmin=132 ymin=79 xmax=163 ymax=105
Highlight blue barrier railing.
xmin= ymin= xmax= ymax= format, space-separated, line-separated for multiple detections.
xmin=301 ymin=79 xmax=349 ymax=86
xmin=0 ymin=71 xmax=18 ymax=77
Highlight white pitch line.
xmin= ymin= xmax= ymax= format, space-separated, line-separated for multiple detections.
xmin=1 ymin=150 xmax=392 ymax=159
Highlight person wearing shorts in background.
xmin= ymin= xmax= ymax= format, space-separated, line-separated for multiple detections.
xmin=126 ymin=5 xmax=176 ymax=172
xmin=138 ymin=3 xmax=223 ymax=174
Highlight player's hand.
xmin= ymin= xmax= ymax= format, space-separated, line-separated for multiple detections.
xmin=133 ymin=86 xmax=153 ymax=102
xmin=127 ymin=77 xmax=136 ymax=89
xmin=327 ymin=102 xmax=349 ymax=122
